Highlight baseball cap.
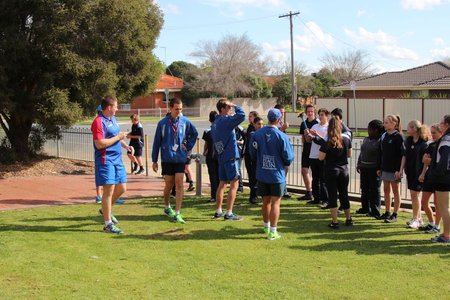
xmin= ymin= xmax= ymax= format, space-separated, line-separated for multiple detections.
xmin=97 ymin=105 xmax=102 ymax=112
xmin=267 ymin=108 xmax=282 ymax=122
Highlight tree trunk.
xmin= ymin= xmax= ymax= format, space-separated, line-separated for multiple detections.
xmin=8 ymin=114 xmax=33 ymax=161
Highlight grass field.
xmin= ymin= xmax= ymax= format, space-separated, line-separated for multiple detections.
xmin=0 ymin=195 xmax=448 ymax=299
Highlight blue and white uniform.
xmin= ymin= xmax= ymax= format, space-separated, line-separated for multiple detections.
xmin=249 ymin=125 xmax=294 ymax=184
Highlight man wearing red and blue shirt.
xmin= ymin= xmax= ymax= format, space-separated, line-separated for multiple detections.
xmin=91 ymin=96 xmax=131 ymax=234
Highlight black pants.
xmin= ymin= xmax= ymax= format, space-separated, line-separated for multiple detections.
xmin=206 ymin=157 xmax=219 ymax=200
xmin=244 ymin=155 xmax=258 ymax=199
xmin=325 ymin=165 xmax=349 ymax=209
xmin=310 ymin=159 xmax=328 ymax=202
xmin=360 ymin=168 xmax=381 ymax=216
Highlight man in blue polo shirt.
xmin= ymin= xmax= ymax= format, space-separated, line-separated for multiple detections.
xmin=152 ymin=98 xmax=198 ymax=224
xmin=250 ymin=108 xmax=294 ymax=240
xmin=91 ymin=96 xmax=132 ymax=234
xmin=211 ymin=98 xmax=246 ymax=221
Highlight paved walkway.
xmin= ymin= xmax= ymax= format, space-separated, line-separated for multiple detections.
xmin=0 ymin=174 xmax=207 ymax=211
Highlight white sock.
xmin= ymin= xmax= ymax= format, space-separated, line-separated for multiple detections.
xmin=216 ymin=208 xmax=223 ymax=214
xmin=430 ymin=222 xmax=435 ymax=226
xmin=264 ymin=222 xmax=270 ymax=228
xmin=270 ymin=226 xmax=277 ymax=233
xmin=105 ymin=221 xmax=112 ymax=226
xmin=165 ymin=205 xmax=171 ymax=209
xmin=226 ymin=210 xmax=232 ymax=216
xmin=175 ymin=210 xmax=180 ymax=215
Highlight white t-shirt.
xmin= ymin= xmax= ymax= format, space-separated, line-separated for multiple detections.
xmin=309 ymin=122 xmax=328 ymax=159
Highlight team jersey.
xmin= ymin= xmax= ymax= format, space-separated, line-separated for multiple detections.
xmin=91 ymin=113 xmax=122 ymax=165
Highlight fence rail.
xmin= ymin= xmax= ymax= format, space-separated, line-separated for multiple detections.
xmin=115 ymin=107 xmax=201 ymax=118
xmin=42 ymin=128 xmax=413 ymax=201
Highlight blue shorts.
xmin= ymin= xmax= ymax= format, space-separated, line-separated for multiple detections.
xmin=218 ymin=160 xmax=240 ymax=182
xmin=95 ymin=163 xmax=127 ymax=186
xmin=258 ymin=181 xmax=284 ymax=197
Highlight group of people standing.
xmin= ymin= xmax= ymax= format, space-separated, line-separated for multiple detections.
xmin=90 ymin=95 xmax=450 ymax=244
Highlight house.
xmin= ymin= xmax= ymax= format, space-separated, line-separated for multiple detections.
xmin=334 ymin=61 xmax=450 ymax=98
xmin=131 ymin=74 xmax=184 ymax=109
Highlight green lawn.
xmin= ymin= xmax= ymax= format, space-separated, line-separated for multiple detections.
xmin=0 ymin=195 xmax=448 ymax=299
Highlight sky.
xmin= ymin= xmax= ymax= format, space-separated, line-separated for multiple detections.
xmin=154 ymin=0 xmax=450 ymax=75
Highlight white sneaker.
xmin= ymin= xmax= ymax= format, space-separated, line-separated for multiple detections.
xmin=406 ymin=218 xmax=414 ymax=226
xmin=408 ymin=219 xmax=421 ymax=229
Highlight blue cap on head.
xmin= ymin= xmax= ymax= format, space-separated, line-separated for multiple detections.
xmin=97 ymin=105 xmax=102 ymax=112
xmin=267 ymin=108 xmax=282 ymax=122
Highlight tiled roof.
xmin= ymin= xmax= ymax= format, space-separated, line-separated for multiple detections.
xmin=156 ymin=74 xmax=184 ymax=90
xmin=334 ymin=61 xmax=450 ymax=90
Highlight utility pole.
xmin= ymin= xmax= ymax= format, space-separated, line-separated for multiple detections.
xmin=279 ymin=11 xmax=300 ymax=112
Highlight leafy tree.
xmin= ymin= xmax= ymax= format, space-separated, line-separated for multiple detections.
xmin=241 ymin=74 xmax=272 ymax=99
xmin=272 ymin=76 xmax=292 ymax=104
xmin=0 ymin=0 xmax=163 ymax=160
xmin=190 ymin=34 xmax=267 ymax=97
xmin=320 ymin=49 xmax=375 ymax=83
xmin=166 ymin=61 xmax=197 ymax=81
xmin=311 ymin=68 xmax=342 ymax=97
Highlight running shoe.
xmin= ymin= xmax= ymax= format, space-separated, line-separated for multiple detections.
xmin=282 ymin=194 xmax=292 ymax=199
xmin=115 ymin=199 xmax=125 ymax=204
xmin=263 ymin=227 xmax=270 ymax=234
xmin=419 ymin=223 xmax=434 ymax=231
xmin=268 ymin=231 xmax=282 ymax=240
xmin=224 ymin=213 xmax=243 ymax=221
xmin=377 ymin=211 xmax=391 ymax=220
xmin=408 ymin=219 xmax=421 ymax=229
xmin=384 ymin=213 xmax=398 ymax=223
xmin=328 ymin=222 xmax=339 ymax=229
xmin=103 ymin=223 xmax=123 ymax=234
xmin=187 ymin=182 xmax=195 ymax=192
xmin=355 ymin=208 xmax=368 ymax=214
xmin=95 ymin=196 xmax=102 ymax=203
xmin=164 ymin=207 xmax=176 ymax=218
xmin=298 ymin=192 xmax=312 ymax=201
xmin=345 ymin=218 xmax=354 ymax=226
xmin=213 ymin=212 xmax=224 ymax=219
xmin=135 ymin=168 xmax=144 ymax=175
xmin=99 ymin=209 xmax=118 ymax=224
xmin=173 ymin=214 xmax=186 ymax=224
xmin=426 ymin=225 xmax=440 ymax=234
xmin=431 ymin=234 xmax=450 ymax=244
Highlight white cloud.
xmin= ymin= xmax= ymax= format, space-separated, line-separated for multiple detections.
xmin=295 ymin=22 xmax=334 ymax=52
xmin=357 ymin=10 xmax=366 ymax=17
xmin=431 ymin=47 xmax=450 ymax=57
xmin=162 ymin=3 xmax=181 ymax=15
xmin=344 ymin=27 xmax=396 ymax=45
xmin=434 ymin=37 xmax=445 ymax=46
xmin=401 ymin=0 xmax=444 ymax=10
xmin=377 ymin=45 xmax=419 ymax=60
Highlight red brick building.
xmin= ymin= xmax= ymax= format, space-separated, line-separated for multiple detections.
xmin=334 ymin=61 xmax=450 ymax=98
xmin=131 ymin=74 xmax=184 ymax=109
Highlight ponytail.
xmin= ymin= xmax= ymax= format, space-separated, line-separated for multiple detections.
xmin=396 ymin=115 xmax=402 ymax=132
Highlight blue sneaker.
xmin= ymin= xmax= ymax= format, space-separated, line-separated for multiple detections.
xmin=103 ymin=223 xmax=123 ymax=234
xmin=99 ymin=209 xmax=118 ymax=224
xmin=115 ymin=199 xmax=125 ymax=204
xmin=431 ymin=234 xmax=450 ymax=244
xmin=213 ymin=212 xmax=224 ymax=219
xmin=224 ymin=213 xmax=243 ymax=221
xmin=95 ymin=196 xmax=102 ymax=203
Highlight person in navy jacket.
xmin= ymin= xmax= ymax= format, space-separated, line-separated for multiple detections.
xmin=152 ymin=98 xmax=198 ymax=224
xmin=250 ymin=108 xmax=294 ymax=240
xmin=211 ymin=98 xmax=246 ymax=221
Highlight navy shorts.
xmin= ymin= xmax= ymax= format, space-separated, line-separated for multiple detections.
xmin=258 ymin=181 xmax=284 ymax=197
xmin=162 ymin=162 xmax=185 ymax=176
xmin=218 ymin=160 xmax=240 ymax=182
xmin=422 ymin=179 xmax=434 ymax=193
xmin=301 ymin=152 xmax=312 ymax=168
xmin=95 ymin=163 xmax=127 ymax=186
xmin=128 ymin=147 xmax=143 ymax=157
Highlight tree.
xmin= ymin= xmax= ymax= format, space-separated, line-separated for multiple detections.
xmin=241 ymin=74 xmax=272 ymax=99
xmin=0 ymin=0 xmax=163 ymax=161
xmin=320 ymin=49 xmax=375 ymax=83
xmin=190 ymin=34 xmax=267 ymax=97
xmin=311 ymin=68 xmax=342 ymax=97
xmin=166 ymin=61 xmax=197 ymax=81
xmin=272 ymin=76 xmax=292 ymax=104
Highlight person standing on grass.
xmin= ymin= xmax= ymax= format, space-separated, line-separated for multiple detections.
xmin=250 ymin=108 xmax=294 ymax=240
xmin=244 ymin=111 xmax=260 ymax=204
xmin=378 ymin=115 xmax=405 ymax=223
xmin=91 ymin=96 xmax=132 ymax=234
xmin=418 ymin=124 xmax=442 ymax=234
xmin=319 ymin=116 xmax=353 ymax=229
xmin=274 ymin=104 xmax=291 ymax=199
xmin=152 ymin=98 xmax=198 ymax=224
xmin=307 ymin=108 xmax=330 ymax=206
xmin=127 ymin=114 xmax=145 ymax=175
xmin=211 ymin=98 xmax=245 ymax=221
xmin=298 ymin=104 xmax=318 ymax=201
xmin=428 ymin=115 xmax=450 ymax=244
xmin=403 ymin=120 xmax=430 ymax=229
xmin=356 ymin=120 xmax=385 ymax=218
xmin=203 ymin=111 xmax=220 ymax=203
